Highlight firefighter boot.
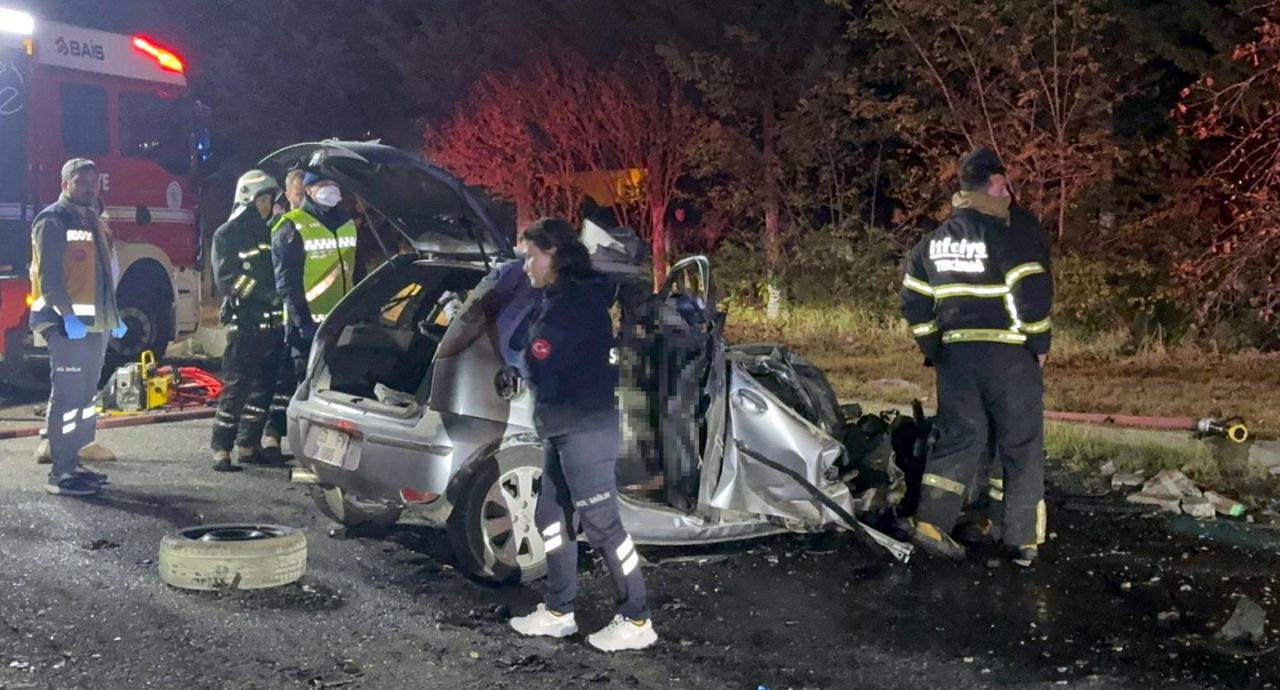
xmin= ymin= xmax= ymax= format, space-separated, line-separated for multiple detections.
xmin=911 ymin=520 xmax=966 ymax=561
xmin=955 ymin=517 xmax=1002 ymax=546
xmin=212 ymin=450 xmax=242 ymax=473
xmin=259 ymin=435 xmax=284 ymax=463
xmin=1011 ymin=545 xmax=1038 ymax=568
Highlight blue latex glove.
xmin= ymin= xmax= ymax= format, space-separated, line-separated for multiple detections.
xmin=62 ymin=315 xmax=87 ymax=340
xmin=111 ymin=322 xmax=128 ymax=339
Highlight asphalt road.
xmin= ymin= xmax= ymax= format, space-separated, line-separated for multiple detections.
xmin=1 ymin=418 xmax=1279 ymax=689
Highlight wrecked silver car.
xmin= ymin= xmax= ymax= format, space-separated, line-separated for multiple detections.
xmin=271 ymin=141 xmax=911 ymax=582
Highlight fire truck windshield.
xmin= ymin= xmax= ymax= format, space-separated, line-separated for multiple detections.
xmin=119 ymin=90 xmax=191 ymax=175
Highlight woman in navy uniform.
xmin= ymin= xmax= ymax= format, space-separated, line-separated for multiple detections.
xmin=506 ymin=218 xmax=657 ymax=652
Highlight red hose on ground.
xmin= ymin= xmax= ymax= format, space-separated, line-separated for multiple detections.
xmin=0 ymin=407 xmax=215 ymax=441
xmin=1042 ymin=410 xmax=1198 ymax=431
xmin=0 ymin=367 xmax=224 ymax=443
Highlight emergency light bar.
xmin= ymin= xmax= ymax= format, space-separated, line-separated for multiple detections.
xmin=0 ymin=8 xmax=34 ymax=35
xmin=132 ymin=35 xmax=183 ymax=73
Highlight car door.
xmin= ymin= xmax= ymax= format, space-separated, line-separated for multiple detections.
xmin=649 ymin=257 xmax=724 ymax=512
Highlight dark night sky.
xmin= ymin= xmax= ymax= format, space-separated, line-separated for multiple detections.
xmin=18 ymin=1 xmax=190 ymax=34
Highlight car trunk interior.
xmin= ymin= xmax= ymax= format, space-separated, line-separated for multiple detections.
xmin=312 ymin=261 xmax=488 ymax=411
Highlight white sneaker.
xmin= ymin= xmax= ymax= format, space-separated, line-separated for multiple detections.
xmin=509 ymin=604 xmax=577 ymax=638
xmin=587 ymin=615 xmax=658 ymax=652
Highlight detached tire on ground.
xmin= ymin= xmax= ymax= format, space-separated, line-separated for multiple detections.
xmin=447 ymin=444 xmax=547 ymax=584
xmin=158 ymin=524 xmax=307 ymax=591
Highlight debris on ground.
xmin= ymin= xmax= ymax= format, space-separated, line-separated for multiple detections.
xmin=1127 ymin=491 xmax=1182 ymax=513
xmin=1215 ymin=596 xmax=1268 ymax=647
xmin=658 ymin=554 xmax=730 ymax=566
xmin=1111 ymin=473 xmax=1144 ymax=490
xmin=1142 ymin=470 xmax=1201 ymax=499
xmin=1100 ymin=460 xmax=1117 ymax=477
xmin=1117 ymin=470 xmax=1247 ymax=520
xmin=503 ymin=654 xmax=550 ymax=674
xmin=1181 ymin=496 xmax=1216 ymax=519
xmin=82 ymin=539 xmax=121 ymax=551
xmin=1205 ymin=491 xmax=1247 ymax=518
xmin=307 ymin=677 xmax=354 ymax=689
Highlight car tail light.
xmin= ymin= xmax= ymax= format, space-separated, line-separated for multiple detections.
xmin=399 ymin=488 xmax=439 ymax=504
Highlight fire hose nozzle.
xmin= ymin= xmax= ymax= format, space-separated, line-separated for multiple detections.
xmin=1194 ymin=417 xmax=1249 ymax=444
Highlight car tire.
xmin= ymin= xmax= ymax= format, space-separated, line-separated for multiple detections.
xmin=447 ymin=444 xmax=547 ymax=584
xmin=308 ymin=485 xmax=402 ymax=529
xmin=158 ymin=524 xmax=306 ymax=591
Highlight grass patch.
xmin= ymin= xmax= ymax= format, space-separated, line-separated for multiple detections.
xmin=725 ymin=304 xmax=1280 ymax=438
xmin=1044 ymin=421 xmax=1219 ymax=485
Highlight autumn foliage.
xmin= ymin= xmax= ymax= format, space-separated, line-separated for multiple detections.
xmin=425 ymin=50 xmax=701 ymax=286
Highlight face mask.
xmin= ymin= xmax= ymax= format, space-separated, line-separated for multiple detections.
xmin=312 ymin=186 xmax=342 ymax=209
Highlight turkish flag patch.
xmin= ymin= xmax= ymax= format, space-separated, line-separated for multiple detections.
xmin=530 ymin=338 xmax=553 ymax=360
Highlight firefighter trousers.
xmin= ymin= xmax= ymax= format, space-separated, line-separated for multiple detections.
xmin=536 ymin=424 xmax=650 ymax=621
xmin=45 ymin=330 xmax=108 ymax=478
xmin=211 ymin=326 xmax=282 ymax=452
xmin=263 ymin=343 xmax=306 ymax=442
xmin=917 ymin=342 xmax=1046 ymax=547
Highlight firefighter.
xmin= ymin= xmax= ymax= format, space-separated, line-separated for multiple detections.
xmin=29 ymin=159 xmax=124 ymax=496
xmin=262 ymin=171 xmax=358 ymax=456
xmin=900 ymin=148 xmax=1053 ymax=567
xmin=209 ymin=170 xmax=284 ymax=472
xmin=506 ymin=218 xmax=657 ymax=653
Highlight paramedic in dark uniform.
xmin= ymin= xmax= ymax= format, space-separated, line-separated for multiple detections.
xmin=209 ymin=170 xmax=284 ymax=471
xmin=506 ymin=218 xmax=657 ymax=652
xmin=900 ymin=148 xmax=1053 ymax=567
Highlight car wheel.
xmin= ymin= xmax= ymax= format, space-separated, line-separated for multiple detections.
xmin=158 ymin=524 xmax=307 ymax=591
xmin=308 ymin=484 xmax=402 ymax=529
xmin=447 ymin=444 xmax=547 ymax=584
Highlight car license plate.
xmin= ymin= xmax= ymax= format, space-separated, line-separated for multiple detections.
xmin=311 ymin=427 xmax=350 ymax=467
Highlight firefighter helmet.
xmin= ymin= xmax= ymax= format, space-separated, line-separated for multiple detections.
xmin=233 ymin=169 xmax=280 ymax=206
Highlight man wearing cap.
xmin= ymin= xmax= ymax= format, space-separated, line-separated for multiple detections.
xmin=900 ymin=148 xmax=1054 ymax=566
xmin=263 ymin=172 xmax=358 ymax=453
xmin=28 ymin=159 xmax=124 ymax=496
xmin=209 ymin=170 xmax=285 ymax=472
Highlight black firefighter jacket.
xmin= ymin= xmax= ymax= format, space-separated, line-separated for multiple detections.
xmin=212 ymin=206 xmax=282 ymax=330
xmin=900 ymin=205 xmax=1053 ymax=361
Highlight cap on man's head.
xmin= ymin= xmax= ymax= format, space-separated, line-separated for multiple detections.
xmin=61 ymin=158 xmax=97 ymax=183
xmin=302 ymin=171 xmax=332 ymax=187
xmin=959 ymin=148 xmax=1006 ymax=191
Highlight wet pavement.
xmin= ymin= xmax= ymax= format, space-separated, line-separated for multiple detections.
xmin=1 ymin=417 xmax=1279 ymax=688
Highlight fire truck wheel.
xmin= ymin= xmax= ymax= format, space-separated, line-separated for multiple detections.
xmin=158 ymin=524 xmax=307 ymax=591
xmin=112 ymin=276 xmax=172 ymax=360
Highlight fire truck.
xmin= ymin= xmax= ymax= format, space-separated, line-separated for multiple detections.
xmin=0 ymin=8 xmax=208 ymax=385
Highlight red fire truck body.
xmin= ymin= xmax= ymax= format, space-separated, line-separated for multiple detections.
xmin=0 ymin=9 xmax=205 ymax=383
